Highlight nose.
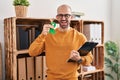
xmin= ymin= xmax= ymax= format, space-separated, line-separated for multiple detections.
xmin=61 ymin=16 xmax=66 ymax=20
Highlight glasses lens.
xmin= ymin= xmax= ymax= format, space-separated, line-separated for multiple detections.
xmin=64 ymin=14 xmax=71 ymax=18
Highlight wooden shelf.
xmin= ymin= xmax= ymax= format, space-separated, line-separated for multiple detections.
xmin=79 ymin=69 xmax=104 ymax=76
xmin=79 ymin=20 xmax=104 ymax=80
xmin=4 ymin=17 xmax=51 ymax=80
xmin=4 ymin=17 xmax=104 ymax=80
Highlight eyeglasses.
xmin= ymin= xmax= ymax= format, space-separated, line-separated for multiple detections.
xmin=57 ymin=14 xmax=72 ymax=19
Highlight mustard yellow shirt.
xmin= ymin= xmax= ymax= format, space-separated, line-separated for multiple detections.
xmin=29 ymin=27 xmax=93 ymax=80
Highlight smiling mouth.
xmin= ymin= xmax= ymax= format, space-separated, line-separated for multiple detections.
xmin=60 ymin=20 xmax=67 ymax=23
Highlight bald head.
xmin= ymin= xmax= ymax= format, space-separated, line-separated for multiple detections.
xmin=56 ymin=4 xmax=73 ymax=29
xmin=57 ymin=4 xmax=72 ymax=14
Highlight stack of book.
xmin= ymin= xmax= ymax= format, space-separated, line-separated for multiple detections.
xmin=82 ymin=65 xmax=96 ymax=72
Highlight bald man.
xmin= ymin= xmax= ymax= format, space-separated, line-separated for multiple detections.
xmin=29 ymin=4 xmax=93 ymax=80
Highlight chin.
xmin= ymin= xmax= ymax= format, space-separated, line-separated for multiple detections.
xmin=61 ymin=26 xmax=68 ymax=29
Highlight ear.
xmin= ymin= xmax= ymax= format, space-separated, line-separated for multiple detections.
xmin=71 ymin=15 xmax=74 ymax=19
xmin=56 ymin=15 xmax=58 ymax=19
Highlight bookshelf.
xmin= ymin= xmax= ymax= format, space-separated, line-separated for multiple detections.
xmin=81 ymin=20 xmax=104 ymax=44
xmin=4 ymin=17 xmax=104 ymax=80
xmin=4 ymin=17 xmax=51 ymax=80
xmin=79 ymin=20 xmax=104 ymax=80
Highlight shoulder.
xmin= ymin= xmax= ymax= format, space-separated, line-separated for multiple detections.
xmin=71 ymin=28 xmax=85 ymax=37
xmin=70 ymin=27 xmax=87 ymax=41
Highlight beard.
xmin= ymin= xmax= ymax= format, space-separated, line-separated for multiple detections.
xmin=59 ymin=20 xmax=70 ymax=29
xmin=60 ymin=25 xmax=68 ymax=29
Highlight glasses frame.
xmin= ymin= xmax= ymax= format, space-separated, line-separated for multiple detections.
xmin=57 ymin=14 xmax=72 ymax=19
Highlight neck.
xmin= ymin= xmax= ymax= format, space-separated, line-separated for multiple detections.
xmin=58 ymin=26 xmax=70 ymax=32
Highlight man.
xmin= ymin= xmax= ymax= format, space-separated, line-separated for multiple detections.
xmin=29 ymin=4 xmax=93 ymax=80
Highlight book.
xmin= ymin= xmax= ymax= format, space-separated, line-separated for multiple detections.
xmin=67 ymin=42 xmax=98 ymax=62
xmin=82 ymin=65 xmax=96 ymax=72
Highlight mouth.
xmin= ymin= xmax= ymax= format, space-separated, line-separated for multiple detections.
xmin=59 ymin=20 xmax=69 ymax=28
xmin=60 ymin=20 xmax=68 ymax=24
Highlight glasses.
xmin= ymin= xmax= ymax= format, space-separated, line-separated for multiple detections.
xmin=57 ymin=14 xmax=72 ymax=19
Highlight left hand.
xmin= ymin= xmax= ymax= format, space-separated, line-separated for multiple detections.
xmin=69 ymin=50 xmax=81 ymax=61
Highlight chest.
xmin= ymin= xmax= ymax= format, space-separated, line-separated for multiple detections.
xmin=45 ymin=33 xmax=81 ymax=51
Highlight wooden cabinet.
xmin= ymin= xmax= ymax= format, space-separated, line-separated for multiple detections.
xmin=4 ymin=17 xmax=104 ymax=80
xmin=79 ymin=20 xmax=104 ymax=80
xmin=4 ymin=17 xmax=51 ymax=80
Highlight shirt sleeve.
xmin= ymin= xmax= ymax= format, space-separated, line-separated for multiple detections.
xmin=78 ymin=32 xmax=93 ymax=66
xmin=81 ymin=52 xmax=93 ymax=66
xmin=29 ymin=34 xmax=46 ymax=56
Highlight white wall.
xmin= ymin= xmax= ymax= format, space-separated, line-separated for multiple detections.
xmin=0 ymin=0 xmax=111 ymax=80
xmin=111 ymin=0 xmax=120 ymax=41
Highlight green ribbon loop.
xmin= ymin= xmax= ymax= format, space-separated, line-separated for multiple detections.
xmin=49 ymin=22 xmax=56 ymax=34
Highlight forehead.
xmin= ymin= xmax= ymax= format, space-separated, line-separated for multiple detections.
xmin=57 ymin=6 xmax=71 ymax=14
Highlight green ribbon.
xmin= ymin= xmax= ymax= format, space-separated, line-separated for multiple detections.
xmin=49 ymin=22 xmax=56 ymax=34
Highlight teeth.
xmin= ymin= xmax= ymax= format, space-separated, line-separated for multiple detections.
xmin=61 ymin=20 xmax=67 ymax=22
xmin=61 ymin=21 xmax=66 ymax=23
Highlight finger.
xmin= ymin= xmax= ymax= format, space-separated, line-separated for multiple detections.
xmin=70 ymin=51 xmax=76 ymax=59
xmin=43 ymin=25 xmax=51 ymax=31
xmin=73 ymin=53 xmax=78 ymax=58
xmin=45 ymin=24 xmax=54 ymax=29
xmin=43 ymin=25 xmax=50 ymax=29
xmin=49 ymin=24 xmax=54 ymax=28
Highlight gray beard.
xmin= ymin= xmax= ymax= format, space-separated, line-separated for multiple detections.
xmin=61 ymin=26 xmax=68 ymax=29
xmin=58 ymin=26 xmax=70 ymax=32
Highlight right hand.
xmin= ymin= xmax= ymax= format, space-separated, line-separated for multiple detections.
xmin=69 ymin=50 xmax=81 ymax=61
xmin=41 ymin=24 xmax=54 ymax=35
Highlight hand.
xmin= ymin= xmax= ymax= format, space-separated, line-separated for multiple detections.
xmin=69 ymin=50 xmax=81 ymax=61
xmin=41 ymin=24 xmax=54 ymax=35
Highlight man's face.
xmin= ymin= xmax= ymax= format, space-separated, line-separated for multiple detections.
xmin=56 ymin=7 xmax=73 ymax=29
